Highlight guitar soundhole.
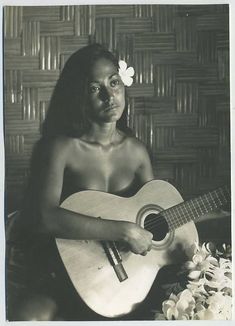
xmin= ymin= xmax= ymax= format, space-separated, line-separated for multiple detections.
xmin=144 ymin=213 xmax=169 ymax=241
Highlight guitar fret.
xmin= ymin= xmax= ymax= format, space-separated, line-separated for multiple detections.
xmin=213 ymin=189 xmax=222 ymax=207
xmin=187 ymin=200 xmax=198 ymax=220
xmin=205 ymin=193 xmax=213 ymax=211
xmin=174 ymin=205 xmax=183 ymax=224
xmin=172 ymin=209 xmax=180 ymax=227
xmin=195 ymin=198 xmax=202 ymax=216
xmin=200 ymin=196 xmax=208 ymax=214
xmin=218 ymin=187 xmax=228 ymax=205
xmin=162 ymin=210 xmax=173 ymax=228
xmin=164 ymin=208 xmax=182 ymax=230
xmin=161 ymin=185 xmax=230 ymax=233
xmin=198 ymin=196 xmax=208 ymax=215
xmin=181 ymin=206 xmax=189 ymax=224
xmin=185 ymin=200 xmax=196 ymax=221
xmin=191 ymin=199 xmax=200 ymax=219
xmin=211 ymin=190 xmax=218 ymax=207
xmin=208 ymin=191 xmax=218 ymax=210
xmin=214 ymin=190 xmax=222 ymax=206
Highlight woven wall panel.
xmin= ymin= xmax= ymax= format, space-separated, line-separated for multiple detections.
xmin=116 ymin=18 xmax=153 ymax=34
xmin=175 ymin=127 xmax=219 ymax=147
xmin=22 ymin=87 xmax=39 ymax=120
xmin=95 ymin=5 xmax=134 ymax=18
xmin=74 ymin=6 xmax=96 ymax=36
xmin=153 ymin=5 xmax=176 ymax=32
xmin=176 ymin=65 xmax=217 ymax=81
xmin=198 ymin=31 xmax=217 ymax=64
xmin=128 ymin=84 xmax=154 ymax=97
xmin=22 ymin=70 xmax=59 ymax=88
xmin=4 ymin=39 xmax=21 ymax=56
xmin=5 ymin=120 xmax=40 ymax=134
xmin=176 ymin=83 xmax=198 ymax=113
xmin=176 ymin=5 xmax=227 ymax=16
xmin=134 ymin=97 xmax=175 ymax=113
xmin=5 ymin=104 xmax=22 ymax=121
xmin=61 ymin=36 xmax=89 ymax=53
xmin=134 ymin=52 xmax=153 ymax=84
xmin=198 ymin=97 xmax=217 ymax=127
xmin=134 ymin=5 xmax=153 ymax=18
xmin=4 ymin=7 xmax=23 ymax=38
xmin=154 ymin=65 xmax=175 ymax=97
xmin=116 ymin=35 xmax=134 ymax=62
xmin=22 ymin=6 xmax=61 ymax=21
xmin=134 ymin=33 xmax=175 ymax=51
xmin=153 ymin=52 xmax=197 ymax=65
xmin=40 ymin=21 xmax=74 ymax=36
xmin=175 ymin=17 xmax=197 ymax=52
xmin=4 ymin=4 xmax=230 ymax=210
xmin=95 ymin=18 xmax=116 ymax=50
xmin=5 ymin=135 xmax=25 ymax=154
xmin=5 ymin=70 xmax=22 ymax=104
xmin=40 ymin=37 xmax=61 ymax=70
xmin=22 ymin=21 xmax=40 ymax=56
xmin=5 ymin=55 xmax=38 ymax=70
xmin=60 ymin=6 xmax=75 ymax=21
xmin=196 ymin=13 xmax=229 ymax=31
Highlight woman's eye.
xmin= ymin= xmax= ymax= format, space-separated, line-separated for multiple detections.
xmin=90 ymin=85 xmax=100 ymax=93
xmin=110 ymin=79 xmax=120 ymax=87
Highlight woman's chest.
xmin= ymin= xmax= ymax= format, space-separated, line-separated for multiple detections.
xmin=63 ymin=147 xmax=140 ymax=197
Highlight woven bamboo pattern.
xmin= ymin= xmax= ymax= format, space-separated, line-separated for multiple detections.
xmin=4 ymin=4 xmax=230 ymax=211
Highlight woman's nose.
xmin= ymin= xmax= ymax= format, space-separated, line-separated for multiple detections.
xmin=101 ymin=86 xmax=114 ymax=103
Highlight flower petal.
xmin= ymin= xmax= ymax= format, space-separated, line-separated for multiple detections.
xmin=176 ymin=298 xmax=189 ymax=312
xmin=188 ymin=270 xmax=201 ymax=279
xmin=122 ymin=76 xmax=133 ymax=86
xmin=184 ymin=261 xmax=196 ymax=269
xmin=126 ymin=66 xmax=135 ymax=77
xmin=166 ymin=306 xmax=178 ymax=320
xmin=118 ymin=60 xmax=127 ymax=71
xmin=162 ymin=300 xmax=175 ymax=316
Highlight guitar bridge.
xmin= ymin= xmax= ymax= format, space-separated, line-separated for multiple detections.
xmin=102 ymin=241 xmax=128 ymax=282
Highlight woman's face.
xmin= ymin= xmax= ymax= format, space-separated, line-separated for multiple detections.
xmin=87 ymin=57 xmax=125 ymax=123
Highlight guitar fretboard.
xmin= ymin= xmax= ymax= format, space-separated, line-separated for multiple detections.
xmin=162 ymin=186 xmax=230 ymax=231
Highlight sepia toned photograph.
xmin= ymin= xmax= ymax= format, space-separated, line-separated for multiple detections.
xmin=3 ymin=2 xmax=232 ymax=322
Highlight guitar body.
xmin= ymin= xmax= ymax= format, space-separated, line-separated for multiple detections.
xmin=56 ymin=180 xmax=198 ymax=318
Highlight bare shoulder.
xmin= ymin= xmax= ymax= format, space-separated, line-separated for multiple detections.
xmin=125 ymin=135 xmax=150 ymax=158
xmin=124 ymin=135 xmax=154 ymax=182
xmin=42 ymin=135 xmax=75 ymax=162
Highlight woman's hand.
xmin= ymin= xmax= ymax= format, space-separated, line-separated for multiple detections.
xmin=121 ymin=222 xmax=153 ymax=256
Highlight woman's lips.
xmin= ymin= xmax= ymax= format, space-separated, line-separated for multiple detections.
xmin=104 ymin=105 xmax=118 ymax=112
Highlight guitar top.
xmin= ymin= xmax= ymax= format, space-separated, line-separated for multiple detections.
xmin=56 ymin=180 xmax=230 ymax=317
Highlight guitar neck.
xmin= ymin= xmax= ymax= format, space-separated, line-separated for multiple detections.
xmin=162 ymin=185 xmax=230 ymax=231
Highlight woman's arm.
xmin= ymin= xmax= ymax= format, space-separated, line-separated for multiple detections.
xmin=36 ymin=137 xmax=152 ymax=255
xmin=133 ymin=139 xmax=154 ymax=185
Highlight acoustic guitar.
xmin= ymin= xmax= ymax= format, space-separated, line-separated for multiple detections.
xmin=56 ymin=180 xmax=230 ymax=318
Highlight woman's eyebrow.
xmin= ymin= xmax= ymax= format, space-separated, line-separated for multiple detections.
xmin=89 ymin=72 xmax=119 ymax=84
xmin=109 ymin=73 xmax=119 ymax=79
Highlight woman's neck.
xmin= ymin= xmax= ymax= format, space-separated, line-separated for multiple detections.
xmin=81 ymin=122 xmax=122 ymax=147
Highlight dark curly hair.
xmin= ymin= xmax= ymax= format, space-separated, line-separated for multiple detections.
xmin=42 ymin=43 xmax=131 ymax=138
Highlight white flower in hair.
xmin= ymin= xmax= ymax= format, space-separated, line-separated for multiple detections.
xmin=118 ymin=60 xmax=135 ymax=86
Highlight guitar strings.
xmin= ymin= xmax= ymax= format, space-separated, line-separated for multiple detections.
xmin=142 ymin=189 xmax=228 ymax=233
xmin=144 ymin=195 xmax=225 ymax=232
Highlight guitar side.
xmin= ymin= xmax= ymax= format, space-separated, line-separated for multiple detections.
xmin=56 ymin=180 xmax=198 ymax=317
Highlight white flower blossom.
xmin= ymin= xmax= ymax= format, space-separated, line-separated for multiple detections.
xmin=118 ymin=60 xmax=134 ymax=86
xmin=162 ymin=289 xmax=195 ymax=320
xmin=183 ymin=242 xmax=218 ymax=280
xmin=157 ymin=242 xmax=232 ymax=321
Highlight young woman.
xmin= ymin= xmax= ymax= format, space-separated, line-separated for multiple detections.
xmin=7 ymin=44 xmax=155 ymax=321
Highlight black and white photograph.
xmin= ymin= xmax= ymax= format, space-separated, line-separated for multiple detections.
xmin=2 ymin=0 xmax=233 ymax=322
